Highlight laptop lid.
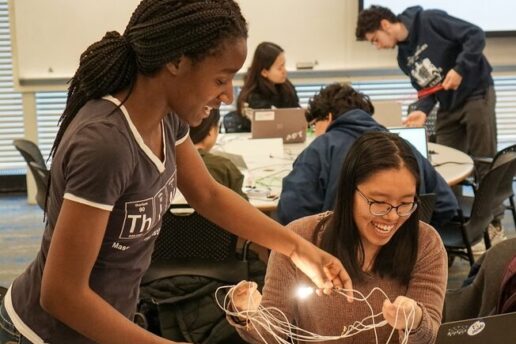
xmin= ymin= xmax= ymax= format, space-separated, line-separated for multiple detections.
xmin=435 ymin=312 xmax=516 ymax=344
xmin=251 ymin=108 xmax=307 ymax=143
xmin=372 ymin=101 xmax=403 ymax=127
xmin=389 ymin=127 xmax=428 ymax=159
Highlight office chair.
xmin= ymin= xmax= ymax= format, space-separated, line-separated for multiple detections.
xmin=222 ymin=110 xmax=251 ymax=133
xmin=138 ymin=204 xmax=251 ymax=343
xmin=13 ymin=138 xmax=46 ymax=167
xmin=472 ymin=144 xmax=516 ymax=227
xmin=143 ymin=205 xmax=249 ymax=284
xmin=443 ymin=238 xmax=516 ymax=322
xmin=439 ymin=152 xmax=516 ymax=266
xmin=418 ymin=193 xmax=436 ymax=224
xmin=13 ymin=139 xmax=49 ymax=210
xmin=28 ymin=161 xmax=50 ymax=210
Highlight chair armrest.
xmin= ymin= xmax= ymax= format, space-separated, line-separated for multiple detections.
xmin=473 ymin=156 xmax=493 ymax=165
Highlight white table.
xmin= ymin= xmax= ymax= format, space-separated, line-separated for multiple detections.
xmin=428 ymin=142 xmax=474 ymax=186
xmin=179 ymin=134 xmax=474 ymax=212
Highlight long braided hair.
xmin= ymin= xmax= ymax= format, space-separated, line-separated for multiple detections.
xmin=50 ymin=0 xmax=247 ymax=158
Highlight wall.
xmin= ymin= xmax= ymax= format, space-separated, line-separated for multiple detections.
xmin=8 ymin=0 xmax=516 ymax=91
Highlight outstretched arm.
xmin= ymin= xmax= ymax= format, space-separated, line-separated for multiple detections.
xmin=176 ymin=137 xmax=352 ymax=292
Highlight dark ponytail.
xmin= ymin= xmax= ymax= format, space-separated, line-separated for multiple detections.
xmin=50 ymin=0 xmax=247 ymax=157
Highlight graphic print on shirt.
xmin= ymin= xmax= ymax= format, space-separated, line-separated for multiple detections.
xmin=406 ymin=43 xmax=443 ymax=88
xmin=118 ymin=173 xmax=177 ymax=241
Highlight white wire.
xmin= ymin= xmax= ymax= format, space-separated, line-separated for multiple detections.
xmin=215 ymin=284 xmax=417 ymax=344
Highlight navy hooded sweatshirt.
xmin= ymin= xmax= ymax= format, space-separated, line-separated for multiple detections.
xmin=397 ymin=6 xmax=493 ymax=114
xmin=277 ymin=109 xmax=458 ymax=229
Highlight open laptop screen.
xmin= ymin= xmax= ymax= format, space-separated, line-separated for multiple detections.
xmin=388 ymin=127 xmax=428 ymax=159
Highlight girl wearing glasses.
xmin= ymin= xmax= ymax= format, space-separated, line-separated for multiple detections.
xmin=230 ymin=131 xmax=447 ymax=344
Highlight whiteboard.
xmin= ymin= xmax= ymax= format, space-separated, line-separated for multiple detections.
xmin=10 ymin=0 xmax=139 ymax=83
xmin=8 ymin=0 xmax=398 ymax=89
xmin=8 ymin=0 xmax=516 ymax=91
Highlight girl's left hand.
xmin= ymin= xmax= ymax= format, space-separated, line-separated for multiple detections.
xmin=382 ymin=296 xmax=423 ymax=330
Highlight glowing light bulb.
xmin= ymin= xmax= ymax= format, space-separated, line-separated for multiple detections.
xmin=296 ymin=286 xmax=314 ymax=299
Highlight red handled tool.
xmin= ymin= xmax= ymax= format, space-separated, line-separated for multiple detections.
xmin=417 ymin=84 xmax=444 ymax=99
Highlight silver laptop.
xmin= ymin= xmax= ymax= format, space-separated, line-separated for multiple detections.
xmin=372 ymin=101 xmax=403 ymax=127
xmin=389 ymin=127 xmax=429 ymax=159
xmin=251 ymin=108 xmax=307 ymax=144
xmin=436 ymin=312 xmax=516 ymax=344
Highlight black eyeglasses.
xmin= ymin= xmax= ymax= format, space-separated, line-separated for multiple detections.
xmin=356 ymin=188 xmax=417 ymax=217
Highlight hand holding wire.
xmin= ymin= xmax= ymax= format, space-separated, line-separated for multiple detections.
xmin=382 ymin=296 xmax=422 ymax=330
xmin=218 ymin=285 xmax=419 ymax=344
xmin=230 ymin=281 xmax=262 ymax=313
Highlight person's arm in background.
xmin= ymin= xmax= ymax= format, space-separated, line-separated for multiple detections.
xmin=176 ymin=137 xmax=352 ymax=291
xmin=425 ymin=10 xmax=486 ymax=90
xmin=277 ymin=145 xmax=326 ymax=225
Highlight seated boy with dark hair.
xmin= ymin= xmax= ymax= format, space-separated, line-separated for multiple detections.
xmin=190 ymin=109 xmax=248 ymax=200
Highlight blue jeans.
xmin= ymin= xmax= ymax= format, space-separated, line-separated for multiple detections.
xmin=0 ymin=300 xmax=30 ymax=344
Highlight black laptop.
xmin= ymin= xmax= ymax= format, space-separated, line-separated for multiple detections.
xmin=435 ymin=312 xmax=516 ymax=344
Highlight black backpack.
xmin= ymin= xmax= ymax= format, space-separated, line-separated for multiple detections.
xmin=222 ymin=111 xmax=251 ymax=133
xmin=135 ymin=251 xmax=265 ymax=343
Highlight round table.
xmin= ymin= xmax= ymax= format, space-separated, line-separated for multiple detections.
xmin=428 ymin=142 xmax=475 ymax=186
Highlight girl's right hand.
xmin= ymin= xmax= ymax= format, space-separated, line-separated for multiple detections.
xmin=230 ymin=281 xmax=262 ymax=313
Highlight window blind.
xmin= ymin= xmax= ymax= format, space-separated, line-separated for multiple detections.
xmin=0 ymin=0 xmax=24 ymax=174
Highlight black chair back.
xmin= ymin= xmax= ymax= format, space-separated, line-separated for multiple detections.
xmin=419 ymin=193 xmax=436 ymax=224
xmin=467 ymin=153 xmax=516 ymax=242
xmin=13 ymin=139 xmax=46 ymax=167
xmin=441 ymin=153 xmax=516 ymax=265
xmin=222 ymin=111 xmax=251 ymax=133
xmin=152 ymin=206 xmax=237 ymax=262
xmin=28 ymin=161 xmax=50 ymax=210
xmin=13 ymin=139 xmax=48 ymax=210
xmin=142 ymin=204 xmax=248 ymax=285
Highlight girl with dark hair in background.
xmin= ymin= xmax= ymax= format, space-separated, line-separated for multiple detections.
xmin=231 ymin=42 xmax=299 ymax=131
xmin=230 ymin=132 xmax=448 ymax=344
xmin=0 ymin=1 xmax=351 ymax=343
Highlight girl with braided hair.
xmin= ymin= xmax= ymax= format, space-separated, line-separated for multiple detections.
xmin=0 ymin=1 xmax=352 ymax=343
